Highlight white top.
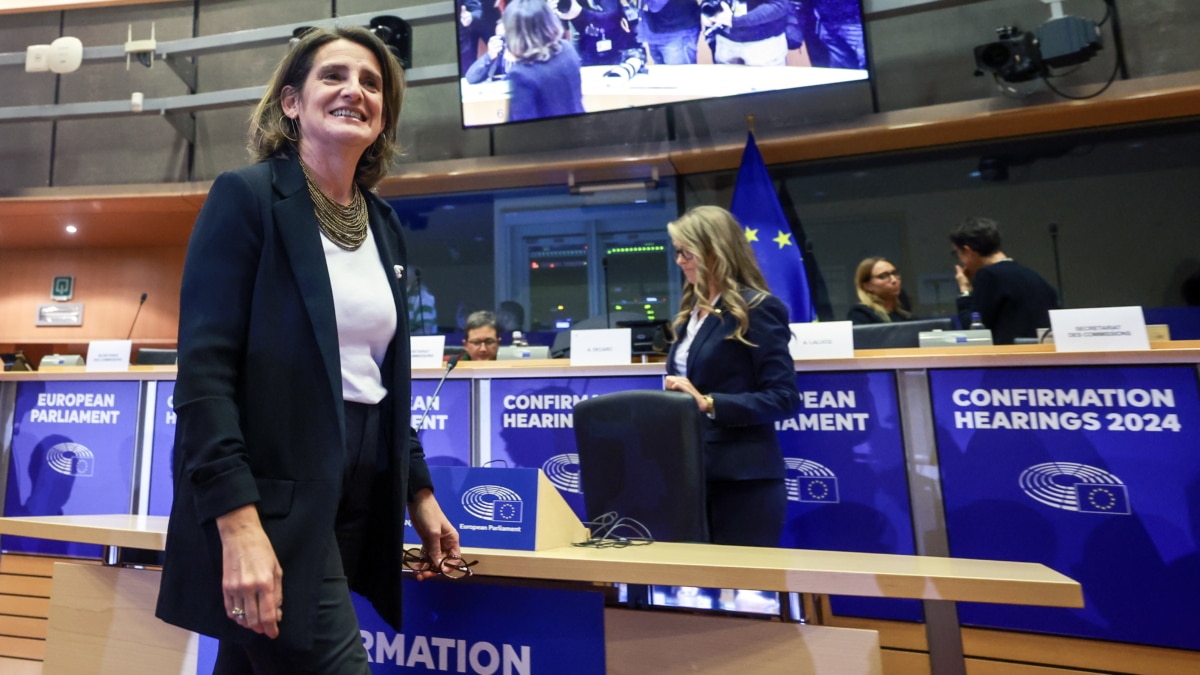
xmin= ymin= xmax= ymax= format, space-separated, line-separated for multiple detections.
xmin=322 ymin=227 xmax=396 ymax=404
xmin=672 ymin=306 xmax=709 ymax=378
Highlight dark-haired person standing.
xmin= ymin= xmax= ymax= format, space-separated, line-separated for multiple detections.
xmin=951 ymin=216 xmax=1060 ymax=345
xmin=156 ymin=26 xmax=459 ymax=674
xmin=664 ymin=206 xmax=801 ymax=547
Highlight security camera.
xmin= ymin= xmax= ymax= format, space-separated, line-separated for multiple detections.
xmin=26 ymin=36 xmax=83 ymax=74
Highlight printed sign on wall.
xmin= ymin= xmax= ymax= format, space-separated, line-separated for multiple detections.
xmin=775 ymin=370 xmax=921 ymax=622
xmin=930 ymin=365 xmax=1200 ymax=650
xmin=3 ymin=380 xmax=140 ymax=556
xmin=484 ymin=376 xmax=662 ymax=522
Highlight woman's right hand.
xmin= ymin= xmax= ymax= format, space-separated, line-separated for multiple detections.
xmin=217 ymin=505 xmax=284 ymax=638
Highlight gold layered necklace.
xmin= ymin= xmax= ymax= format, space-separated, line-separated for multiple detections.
xmin=299 ymin=158 xmax=368 ymax=251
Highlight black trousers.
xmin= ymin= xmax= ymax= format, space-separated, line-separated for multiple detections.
xmin=213 ymin=401 xmax=380 ymax=675
xmin=707 ymin=478 xmax=787 ymax=547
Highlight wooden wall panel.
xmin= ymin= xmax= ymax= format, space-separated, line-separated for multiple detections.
xmin=0 ymin=246 xmax=185 ymax=345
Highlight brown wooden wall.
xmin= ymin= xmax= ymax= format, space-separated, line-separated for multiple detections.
xmin=0 ymin=246 xmax=185 ymax=355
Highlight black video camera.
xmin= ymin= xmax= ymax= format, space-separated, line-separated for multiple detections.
xmin=973 ymin=26 xmax=1041 ymax=82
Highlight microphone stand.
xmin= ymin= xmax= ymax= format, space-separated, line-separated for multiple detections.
xmin=1049 ymin=223 xmax=1064 ymax=306
xmin=127 ymin=293 xmax=148 ymax=340
xmin=416 ymin=354 xmax=461 ymax=431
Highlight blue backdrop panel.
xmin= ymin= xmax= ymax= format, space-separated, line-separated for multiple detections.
xmin=355 ymin=580 xmax=605 ymax=674
xmin=930 ymin=365 xmax=1200 ymax=650
xmin=777 ymin=370 xmax=922 ymax=622
xmin=148 ymin=380 xmax=176 ymax=516
xmin=406 ymin=467 xmax=544 ymax=550
xmin=3 ymin=380 xmax=140 ymax=556
xmin=486 ymin=376 xmax=662 ymax=521
xmin=196 ymin=580 xmax=606 ymax=674
xmin=412 ymin=379 xmax=471 ymax=466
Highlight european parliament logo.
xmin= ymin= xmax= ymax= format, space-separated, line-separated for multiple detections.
xmin=541 ymin=453 xmax=582 ymax=494
xmin=784 ymin=458 xmax=840 ymax=504
xmin=45 ymin=442 xmax=94 ymax=477
xmin=1018 ymin=462 xmax=1131 ymax=515
xmin=461 ymin=484 xmax=525 ymax=523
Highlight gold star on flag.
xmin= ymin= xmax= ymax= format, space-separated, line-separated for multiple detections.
xmin=773 ymin=230 xmax=793 ymax=249
xmin=744 ymin=227 xmax=759 ymax=243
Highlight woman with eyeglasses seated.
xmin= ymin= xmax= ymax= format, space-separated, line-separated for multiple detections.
xmin=664 ymin=206 xmax=801 ymax=547
xmin=462 ymin=310 xmax=501 ymax=360
xmin=847 ymin=256 xmax=914 ymax=324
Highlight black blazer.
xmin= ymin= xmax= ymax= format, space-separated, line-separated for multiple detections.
xmin=156 ymin=155 xmax=433 ymax=649
xmin=666 ymin=291 xmax=801 ymax=482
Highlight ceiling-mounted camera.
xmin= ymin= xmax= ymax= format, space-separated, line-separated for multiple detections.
xmin=973 ymin=0 xmax=1102 ymax=85
xmin=369 ymin=15 xmax=412 ymax=70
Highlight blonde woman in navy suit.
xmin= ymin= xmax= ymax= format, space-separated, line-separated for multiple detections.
xmin=664 ymin=205 xmax=801 ymax=547
xmin=156 ymin=27 xmax=459 ymax=674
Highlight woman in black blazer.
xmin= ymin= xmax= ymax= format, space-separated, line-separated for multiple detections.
xmin=664 ymin=206 xmax=801 ymax=547
xmin=156 ymin=27 xmax=459 ymax=674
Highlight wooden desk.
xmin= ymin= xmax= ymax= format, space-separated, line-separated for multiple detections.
xmin=457 ymin=541 xmax=1082 ymax=608
xmin=0 ymin=515 xmax=1083 ymax=675
xmin=0 ymin=516 xmax=190 ymax=675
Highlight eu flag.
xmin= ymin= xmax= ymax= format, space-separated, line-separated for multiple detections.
xmin=730 ymin=132 xmax=816 ymax=322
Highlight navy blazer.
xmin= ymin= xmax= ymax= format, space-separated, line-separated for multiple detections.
xmin=506 ymin=41 xmax=585 ymax=122
xmin=666 ymin=291 xmax=800 ymax=481
xmin=156 ymin=155 xmax=432 ymax=649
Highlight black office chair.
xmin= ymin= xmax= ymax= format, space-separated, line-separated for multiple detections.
xmin=573 ymin=390 xmax=709 ymax=543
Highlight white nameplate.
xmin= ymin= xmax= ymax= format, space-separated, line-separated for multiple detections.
xmin=86 ymin=339 xmax=132 ymax=371
xmin=570 ymin=328 xmax=632 ymax=366
xmin=789 ymin=321 xmax=854 ymax=360
xmin=410 ymin=335 xmax=447 ymax=369
xmin=1049 ymin=307 xmax=1150 ymax=352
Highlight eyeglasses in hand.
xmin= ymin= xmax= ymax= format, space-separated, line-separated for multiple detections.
xmin=402 ymin=548 xmax=479 ymax=579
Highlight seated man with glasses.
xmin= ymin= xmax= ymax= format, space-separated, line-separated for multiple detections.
xmin=847 ymin=256 xmax=915 ymax=324
xmin=462 ymin=310 xmax=502 ymax=361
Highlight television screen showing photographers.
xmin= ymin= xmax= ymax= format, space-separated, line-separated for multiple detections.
xmin=457 ymin=0 xmax=869 ymax=127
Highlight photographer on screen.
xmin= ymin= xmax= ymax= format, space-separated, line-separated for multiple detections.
xmin=465 ymin=20 xmax=509 ymax=83
xmin=556 ymin=0 xmax=645 ymax=68
xmin=700 ymin=0 xmax=789 ymax=67
xmin=638 ymin=0 xmax=701 ymax=65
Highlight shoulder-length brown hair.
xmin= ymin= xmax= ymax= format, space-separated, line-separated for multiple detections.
xmin=503 ymin=0 xmax=565 ymax=63
xmin=248 ymin=26 xmax=405 ymax=190
xmin=668 ymin=205 xmax=771 ymax=346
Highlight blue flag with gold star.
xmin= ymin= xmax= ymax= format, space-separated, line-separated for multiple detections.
xmin=730 ymin=132 xmax=816 ymax=322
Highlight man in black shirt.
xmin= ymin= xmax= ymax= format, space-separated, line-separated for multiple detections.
xmin=951 ymin=217 xmax=1060 ymax=345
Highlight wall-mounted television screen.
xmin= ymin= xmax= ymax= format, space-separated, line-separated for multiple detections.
xmin=455 ymin=0 xmax=869 ymax=127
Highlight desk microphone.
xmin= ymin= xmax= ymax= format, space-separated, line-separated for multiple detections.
xmin=415 ymin=354 xmax=461 ymax=431
xmin=126 ymin=292 xmax=148 ymax=339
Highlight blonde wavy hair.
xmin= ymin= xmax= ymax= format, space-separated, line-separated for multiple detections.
xmin=668 ymin=205 xmax=771 ymax=346
xmin=854 ymin=256 xmax=911 ymax=322
xmin=248 ymin=26 xmax=405 ymax=190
